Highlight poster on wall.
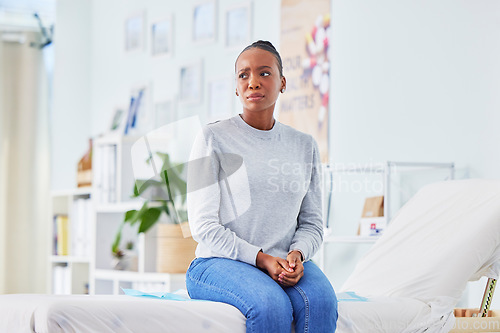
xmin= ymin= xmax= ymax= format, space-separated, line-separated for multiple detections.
xmin=280 ymin=0 xmax=330 ymax=163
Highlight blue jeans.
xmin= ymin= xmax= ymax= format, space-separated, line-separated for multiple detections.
xmin=186 ymin=257 xmax=338 ymax=333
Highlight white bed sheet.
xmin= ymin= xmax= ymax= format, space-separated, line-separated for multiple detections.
xmin=0 ymin=294 xmax=246 ymax=333
xmin=337 ymin=296 xmax=454 ymax=333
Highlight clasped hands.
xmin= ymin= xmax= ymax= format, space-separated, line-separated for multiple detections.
xmin=256 ymin=250 xmax=304 ymax=287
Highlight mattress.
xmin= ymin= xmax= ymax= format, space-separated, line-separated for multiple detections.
xmin=1 ymin=291 xmax=446 ymax=333
xmin=0 ymin=293 xmax=246 ymax=333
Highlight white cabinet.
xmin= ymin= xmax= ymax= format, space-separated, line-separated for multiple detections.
xmin=48 ymin=188 xmax=93 ymax=295
xmin=316 ymin=161 xmax=455 ymax=273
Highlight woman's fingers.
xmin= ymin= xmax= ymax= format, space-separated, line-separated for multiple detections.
xmin=277 ymin=257 xmax=293 ymax=273
xmin=278 ymin=261 xmax=304 ymax=286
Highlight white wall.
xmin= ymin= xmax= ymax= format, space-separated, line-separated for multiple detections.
xmin=88 ymin=0 xmax=281 ymax=138
xmin=51 ymin=0 xmax=91 ymax=190
xmin=331 ymin=0 xmax=500 ymax=178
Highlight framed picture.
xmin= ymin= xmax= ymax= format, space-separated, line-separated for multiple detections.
xmin=124 ymin=83 xmax=154 ymax=135
xmin=154 ymin=98 xmax=177 ymax=129
xmin=151 ymin=16 xmax=174 ymax=56
xmin=225 ymin=1 xmax=252 ymax=49
xmin=208 ymin=77 xmax=233 ymax=122
xmin=179 ymin=61 xmax=203 ymax=105
xmin=125 ymin=12 xmax=145 ymax=52
xmin=109 ymin=106 xmax=127 ymax=133
xmin=193 ymin=0 xmax=217 ymax=44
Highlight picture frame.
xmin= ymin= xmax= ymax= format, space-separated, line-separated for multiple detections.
xmin=207 ymin=77 xmax=234 ymax=123
xmin=154 ymin=98 xmax=177 ymax=129
xmin=224 ymin=1 xmax=252 ymax=49
xmin=125 ymin=12 xmax=145 ymax=52
xmin=192 ymin=0 xmax=217 ymax=44
xmin=178 ymin=61 xmax=203 ymax=105
xmin=124 ymin=82 xmax=154 ymax=135
xmin=109 ymin=106 xmax=128 ymax=133
xmin=151 ymin=16 xmax=174 ymax=56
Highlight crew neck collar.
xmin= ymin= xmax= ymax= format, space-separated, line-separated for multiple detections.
xmin=231 ymin=114 xmax=281 ymax=140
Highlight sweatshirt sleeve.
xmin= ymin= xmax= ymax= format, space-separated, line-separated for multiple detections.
xmin=288 ymin=137 xmax=324 ymax=261
xmin=186 ymin=127 xmax=262 ymax=266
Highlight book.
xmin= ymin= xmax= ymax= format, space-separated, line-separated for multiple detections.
xmin=55 ymin=215 xmax=69 ymax=256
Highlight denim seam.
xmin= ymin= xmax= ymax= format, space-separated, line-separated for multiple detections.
xmin=186 ymin=272 xmax=258 ymax=333
xmin=292 ymin=285 xmax=309 ymax=333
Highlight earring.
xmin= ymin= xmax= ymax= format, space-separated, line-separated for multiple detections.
xmin=235 ymin=91 xmax=239 ymax=96
xmin=281 ymin=88 xmax=285 ymax=93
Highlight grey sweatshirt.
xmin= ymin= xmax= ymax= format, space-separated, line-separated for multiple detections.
xmin=186 ymin=114 xmax=323 ymax=266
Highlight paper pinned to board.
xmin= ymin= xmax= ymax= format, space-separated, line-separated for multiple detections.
xmin=121 ymin=288 xmax=207 ymax=301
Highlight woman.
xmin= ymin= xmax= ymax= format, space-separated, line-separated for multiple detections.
xmin=186 ymin=40 xmax=337 ymax=333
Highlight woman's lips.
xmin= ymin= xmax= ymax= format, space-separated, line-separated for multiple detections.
xmin=247 ymin=93 xmax=264 ymax=101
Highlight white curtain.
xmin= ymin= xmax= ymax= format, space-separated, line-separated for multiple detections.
xmin=0 ymin=30 xmax=51 ymax=293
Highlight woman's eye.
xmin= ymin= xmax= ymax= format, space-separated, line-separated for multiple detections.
xmin=239 ymin=73 xmax=247 ymax=79
xmin=261 ymin=72 xmax=270 ymax=76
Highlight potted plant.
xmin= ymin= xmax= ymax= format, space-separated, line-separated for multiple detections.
xmin=111 ymin=152 xmax=196 ymax=273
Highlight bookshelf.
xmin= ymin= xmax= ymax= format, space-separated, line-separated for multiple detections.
xmin=48 ymin=134 xmax=189 ymax=296
xmin=90 ymin=134 xmax=187 ymax=295
xmin=48 ymin=188 xmax=93 ymax=295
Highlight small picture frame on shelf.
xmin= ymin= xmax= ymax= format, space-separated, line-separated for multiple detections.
xmin=207 ymin=77 xmax=233 ymax=123
xmin=125 ymin=12 xmax=145 ymax=52
xmin=178 ymin=61 xmax=203 ymax=105
xmin=224 ymin=1 xmax=252 ymax=49
xmin=192 ymin=0 xmax=217 ymax=44
xmin=151 ymin=16 xmax=173 ymax=56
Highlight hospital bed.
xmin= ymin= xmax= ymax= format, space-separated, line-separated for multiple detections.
xmin=0 ymin=179 xmax=498 ymax=332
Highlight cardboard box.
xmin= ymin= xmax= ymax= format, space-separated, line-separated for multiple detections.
xmin=450 ymin=309 xmax=500 ymax=332
xmin=361 ymin=196 xmax=384 ymax=218
xmin=357 ymin=196 xmax=385 ymax=236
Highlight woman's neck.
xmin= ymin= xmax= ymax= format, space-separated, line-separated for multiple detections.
xmin=240 ymin=111 xmax=275 ymax=131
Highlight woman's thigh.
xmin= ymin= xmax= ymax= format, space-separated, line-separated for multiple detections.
xmin=186 ymin=257 xmax=294 ymax=333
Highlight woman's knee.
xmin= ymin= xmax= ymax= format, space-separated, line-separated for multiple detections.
xmin=247 ymin=288 xmax=293 ymax=324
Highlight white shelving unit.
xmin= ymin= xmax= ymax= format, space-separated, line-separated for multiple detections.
xmin=317 ymin=161 xmax=455 ymax=271
xmin=48 ymin=134 xmax=189 ymax=296
xmin=48 ymin=188 xmax=93 ymax=295
xmin=90 ymin=134 xmax=186 ymax=295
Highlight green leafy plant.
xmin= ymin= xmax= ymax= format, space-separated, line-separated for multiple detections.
xmin=112 ymin=152 xmax=187 ymax=256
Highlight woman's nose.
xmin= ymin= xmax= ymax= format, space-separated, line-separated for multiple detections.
xmin=248 ymin=74 xmax=260 ymax=89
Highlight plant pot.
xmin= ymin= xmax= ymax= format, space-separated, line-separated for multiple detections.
xmin=156 ymin=222 xmax=197 ymax=273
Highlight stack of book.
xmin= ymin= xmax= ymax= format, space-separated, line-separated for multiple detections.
xmin=94 ymin=145 xmax=117 ymax=204
xmin=53 ymin=198 xmax=92 ymax=257
xmin=53 ymin=215 xmax=69 ymax=255
xmin=52 ymin=265 xmax=71 ymax=294
xmin=71 ymin=198 xmax=92 ymax=257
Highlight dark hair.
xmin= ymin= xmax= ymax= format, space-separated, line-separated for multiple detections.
xmin=235 ymin=40 xmax=284 ymax=77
